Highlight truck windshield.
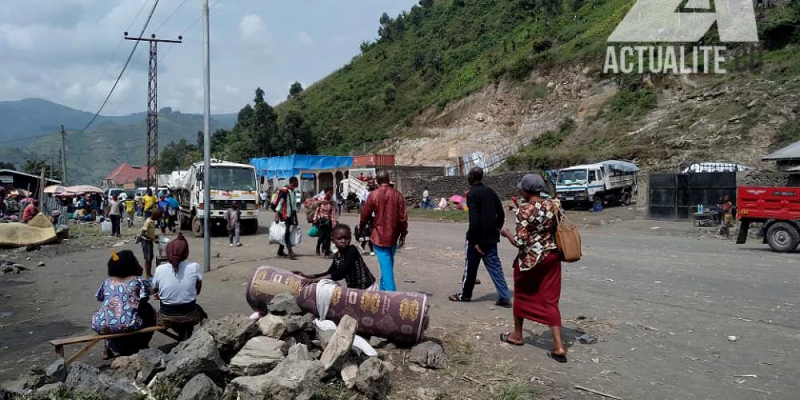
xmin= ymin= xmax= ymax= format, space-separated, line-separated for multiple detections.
xmin=209 ymin=167 xmax=257 ymax=191
xmin=558 ymin=170 xmax=587 ymax=185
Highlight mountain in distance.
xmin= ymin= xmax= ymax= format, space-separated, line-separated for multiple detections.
xmin=0 ymin=98 xmax=237 ymax=143
xmin=0 ymin=98 xmax=237 ymax=184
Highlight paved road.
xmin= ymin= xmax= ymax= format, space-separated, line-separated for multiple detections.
xmin=1 ymin=214 xmax=798 ymax=399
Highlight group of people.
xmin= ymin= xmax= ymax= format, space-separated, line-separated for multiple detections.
xmin=92 ymin=234 xmax=205 ymax=358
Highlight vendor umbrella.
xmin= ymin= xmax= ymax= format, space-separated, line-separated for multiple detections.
xmin=67 ymin=185 xmax=103 ymax=194
xmin=44 ymin=185 xmax=70 ymax=194
xmin=448 ymin=195 xmax=465 ymax=204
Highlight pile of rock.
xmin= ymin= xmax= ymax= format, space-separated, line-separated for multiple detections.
xmin=0 ymin=261 xmax=26 ymax=275
xmin=1 ymin=293 xmax=448 ymax=400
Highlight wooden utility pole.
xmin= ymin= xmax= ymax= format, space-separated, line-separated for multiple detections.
xmin=60 ymin=125 xmax=67 ymax=185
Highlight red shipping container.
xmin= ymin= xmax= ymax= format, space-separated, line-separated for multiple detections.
xmin=353 ymin=155 xmax=395 ymax=167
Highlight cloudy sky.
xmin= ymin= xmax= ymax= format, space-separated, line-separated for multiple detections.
xmin=0 ymin=0 xmax=419 ymax=115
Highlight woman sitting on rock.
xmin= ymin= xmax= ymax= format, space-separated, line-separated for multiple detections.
xmin=153 ymin=233 xmax=207 ymax=340
xmin=92 ymin=249 xmax=156 ymax=359
xmin=294 ymin=224 xmax=377 ymax=290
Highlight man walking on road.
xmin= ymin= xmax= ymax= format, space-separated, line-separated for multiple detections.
xmin=274 ymin=177 xmax=299 ymax=260
xmin=450 ymin=167 xmax=512 ymax=307
xmin=359 ymin=171 xmax=408 ymax=291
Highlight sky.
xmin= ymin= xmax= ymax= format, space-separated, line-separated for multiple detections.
xmin=0 ymin=0 xmax=420 ymax=115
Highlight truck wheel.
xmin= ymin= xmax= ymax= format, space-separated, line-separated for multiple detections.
xmin=191 ymin=215 xmax=204 ymax=238
xmin=242 ymin=220 xmax=259 ymax=235
xmin=766 ymin=222 xmax=800 ymax=253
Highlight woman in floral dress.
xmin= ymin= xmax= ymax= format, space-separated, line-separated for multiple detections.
xmin=92 ymin=250 xmax=156 ymax=359
xmin=500 ymin=174 xmax=567 ymax=363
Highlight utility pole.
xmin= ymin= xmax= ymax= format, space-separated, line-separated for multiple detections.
xmin=124 ymin=32 xmax=182 ymax=187
xmin=202 ymin=0 xmax=212 ymax=273
xmin=60 ymin=125 xmax=67 ymax=185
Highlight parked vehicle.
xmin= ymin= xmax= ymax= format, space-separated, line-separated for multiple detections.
xmin=736 ymin=186 xmax=800 ymax=252
xmin=171 ymin=159 xmax=260 ymax=237
xmin=556 ymin=160 xmax=639 ymax=209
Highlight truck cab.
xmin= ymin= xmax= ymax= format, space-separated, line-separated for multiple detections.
xmin=556 ymin=161 xmax=638 ymax=209
xmin=736 ymin=186 xmax=800 ymax=252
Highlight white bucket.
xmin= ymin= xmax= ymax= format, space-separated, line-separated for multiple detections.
xmin=100 ymin=221 xmax=112 ymax=233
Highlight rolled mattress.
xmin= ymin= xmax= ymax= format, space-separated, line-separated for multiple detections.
xmin=246 ymin=266 xmax=430 ymax=344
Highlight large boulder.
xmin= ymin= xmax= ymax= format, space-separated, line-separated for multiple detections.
xmin=177 ymin=374 xmax=222 ymax=400
xmin=45 ymin=359 xmax=66 ymax=382
xmin=319 ymin=315 xmax=357 ymax=372
xmin=409 ymin=341 xmax=448 ymax=369
xmin=65 ymin=362 xmax=107 ymax=395
xmin=285 ymin=344 xmax=312 ymax=362
xmin=354 ymin=358 xmax=393 ymax=400
xmin=284 ymin=313 xmax=314 ymax=334
xmin=203 ymin=315 xmax=260 ymax=360
xmin=230 ymin=337 xmax=288 ymax=376
xmin=257 ymin=314 xmax=287 ymax=339
xmin=268 ymin=293 xmax=302 ymax=315
xmin=156 ymin=328 xmax=229 ymax=387
xmin=111 ymin=348 xmax=167 ymax=382
xmin=2 ymin=367 xmax=53 ymax=395
xmin=340 ymin=363 xmax=359 ymax=389
xmin=229 ymin=359 xmax=323 ymax=400
xmin=35 ymin=382 xmax=64 ymax=397
xmin=104 ymin=378 xmax=142 ymax=400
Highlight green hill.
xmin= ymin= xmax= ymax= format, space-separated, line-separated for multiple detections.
xmin=277 ymin=0 xmax=800 ymax=159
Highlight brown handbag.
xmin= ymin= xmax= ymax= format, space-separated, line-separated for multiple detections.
xmin=554 ymin=204 xmax=582 ymax=263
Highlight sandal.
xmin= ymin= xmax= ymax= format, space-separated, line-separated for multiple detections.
xmin=500 ymin=332 xmax=524 ymax=346
xmin=547 ymin=351 xmax=568 ymax=363
xmin=449 ymin=294 xmax=470 ymax=302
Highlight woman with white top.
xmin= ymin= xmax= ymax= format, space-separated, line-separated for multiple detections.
xmin=153 ymin=233 xmax=207 ymax=340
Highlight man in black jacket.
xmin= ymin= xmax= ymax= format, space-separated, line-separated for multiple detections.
xmin=450 ymin=167 xmax=512 ymax=307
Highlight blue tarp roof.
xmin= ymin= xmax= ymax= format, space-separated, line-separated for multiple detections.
xmin=250 ymin=155 xmax=353 ymax=179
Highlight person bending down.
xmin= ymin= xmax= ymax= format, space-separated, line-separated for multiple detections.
xmin=294 ymin=224 xmax=377 ymax=290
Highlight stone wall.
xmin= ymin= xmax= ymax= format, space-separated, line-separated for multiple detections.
xmin=399 ymin=171 xmax=547 ymax=204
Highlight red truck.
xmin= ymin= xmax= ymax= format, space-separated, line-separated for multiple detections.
xmin=736 ymin=186 xmax=800 ymax=252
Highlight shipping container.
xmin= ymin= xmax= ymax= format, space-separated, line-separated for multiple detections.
xmin=353 ymin=155 xmax=396 ymax=167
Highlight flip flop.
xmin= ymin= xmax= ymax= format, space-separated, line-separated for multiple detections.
xmin=500 ymin=332 xmax=524 ymax=346
xmin=547 ymin=351 xmax=568 ymax=363
xmin=449 ymin=294 xmax=470 ymax=302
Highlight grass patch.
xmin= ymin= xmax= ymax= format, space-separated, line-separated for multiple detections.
xmin=408 ymin=208 xmax=469 ymax=222
xmin=521 ymin=83 xmax=548 ymax=100
xmin=504 ymin=118 xmax=578 ymax=171
xmin=602 ymin=89 xmax=657 ymax=122
xmin=496 ymin=382 xmax=538 ymax=400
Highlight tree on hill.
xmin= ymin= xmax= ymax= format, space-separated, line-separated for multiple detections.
xmin=0 ymin=162 xmax=15 ymax=170
xmin=22 ymin=159 xmax=61 ymax=181
xmin=279 ymin=110 xmax=315 ymax=155
xmin=288 ymin=82 xmax=304 ymax=100
xmin=159 ymin=139 xmax=200 ymax=172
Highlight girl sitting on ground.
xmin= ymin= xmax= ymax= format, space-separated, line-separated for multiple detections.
xmin=294 ymin=224 xmax=377 ymax=290
xmin=92 ymin=249 xmax=156 ymax=359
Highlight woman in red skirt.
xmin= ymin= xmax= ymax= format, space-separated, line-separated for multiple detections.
xmin=500 ymin=174 xmax=567 ymax=363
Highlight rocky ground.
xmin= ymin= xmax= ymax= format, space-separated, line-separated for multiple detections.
xmin=1 ymin=211 xmax=798 ymax=400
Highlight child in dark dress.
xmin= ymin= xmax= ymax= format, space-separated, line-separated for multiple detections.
xmin=294 ymin=224 xmax=377 ymax=290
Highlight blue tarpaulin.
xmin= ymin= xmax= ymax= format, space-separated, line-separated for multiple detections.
xmin=250 ymin=155 xmax=353 ymax=179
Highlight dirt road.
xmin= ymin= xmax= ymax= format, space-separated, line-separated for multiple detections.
xmin=1 ymin=212 xmax=798 ymax=399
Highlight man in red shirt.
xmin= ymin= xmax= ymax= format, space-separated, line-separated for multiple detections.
xmin=359 ymin=170 xmax=408 ymax=291
xmin=22 ymin=200 xmax=38 ymax=223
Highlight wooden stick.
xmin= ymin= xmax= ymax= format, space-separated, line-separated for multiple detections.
xmin=574 ymin=385 xmax=622 ymax=400
xmin=461 ymin=375 xmax=485 ymax=386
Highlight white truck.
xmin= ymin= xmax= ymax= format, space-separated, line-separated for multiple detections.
xmin=556 ymin=160 xmax=639 ymax=209
xmin=338 ymin=168 xmax=376 ymax=212
xmin=171 ymin=159 xmax=260 ymax=237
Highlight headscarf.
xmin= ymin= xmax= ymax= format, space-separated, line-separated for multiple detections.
xmin=108 ymin=249 xmax=143 ymax=278
xmin=166 ymin=233 xmax=190 ymax=275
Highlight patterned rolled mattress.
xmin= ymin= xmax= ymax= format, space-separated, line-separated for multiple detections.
xmin=246 ymin=266 xmax=430 ymax=345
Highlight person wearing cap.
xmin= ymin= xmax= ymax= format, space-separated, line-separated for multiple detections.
xmin=92 ymin=250 xmax=156 ymax=359
xmin=499 ymin=173 xmax=567 ymax=363
xmin=450 ymin=167 xmax=512 ymax=307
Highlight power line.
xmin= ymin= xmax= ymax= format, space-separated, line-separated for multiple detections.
xmin=78 ymin=0 xmax=162 ymax=134
xmin=154 ymin=0 xmax=191 ymax=34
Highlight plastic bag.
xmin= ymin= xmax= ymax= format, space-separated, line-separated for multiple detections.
xmin=269 ymin=222 xmax=286 ymax=245
xmin=308 ymin=224 xmax=319 ymax=238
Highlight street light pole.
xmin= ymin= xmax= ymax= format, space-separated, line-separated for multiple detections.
xmin=202 ymin=0 xmax=211 ymax=273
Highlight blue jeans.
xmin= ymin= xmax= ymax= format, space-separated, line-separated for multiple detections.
xmin=459 ymin=242 xmax=511 ymax=301
xmin=374 ymin=245 xmax=397 ymax=291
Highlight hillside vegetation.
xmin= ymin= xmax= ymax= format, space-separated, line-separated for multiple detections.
xmin=274 ymin=0 xmax=799 ymax=158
